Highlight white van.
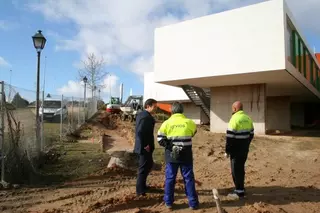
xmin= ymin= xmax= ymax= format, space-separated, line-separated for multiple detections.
xmin=39 ymin=98 xmax=68 ymax=122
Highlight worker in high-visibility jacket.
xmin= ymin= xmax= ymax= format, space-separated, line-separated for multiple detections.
xmin=157 ymin=102 xmax=199 ymax=210
xmin=225 ymin=101 xmax=254 ymax=199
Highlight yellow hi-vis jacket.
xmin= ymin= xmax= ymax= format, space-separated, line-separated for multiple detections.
xmin=157 ymin=113 xmax=197 ymax=163
xmin=226 ymin=110 xmax=254 ymax=155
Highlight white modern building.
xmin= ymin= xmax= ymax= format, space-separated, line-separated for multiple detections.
xmin=150 ymin=0 xmax=320 ymax=134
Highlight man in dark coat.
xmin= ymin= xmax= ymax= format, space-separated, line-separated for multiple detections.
xmin=134 ymin=98 xmax=158 ymax=196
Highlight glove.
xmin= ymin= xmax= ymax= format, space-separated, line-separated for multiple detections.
xmin=171 ymin=145 xmax=182 ymax=160
xmin=224 ymin=153 xmax=230 ymax=158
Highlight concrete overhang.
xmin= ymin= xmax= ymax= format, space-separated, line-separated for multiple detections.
xmin=156 ymin=69 xmax=320 ymax=103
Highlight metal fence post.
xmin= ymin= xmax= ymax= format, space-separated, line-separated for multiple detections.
xmin=78 ymin=98 xmax=80 ymax=127
xmin=41 ymin=91 xmax=44 ymax=151
xmin=71 ymin=97 xmax=74 ymax=130
xmin=0 ymin=81 xmax=5 ymax=182
xmin=83 ymin=97 xmax=86 ymax=122
xmin=60 ymin=95 xmax=63 ymax=142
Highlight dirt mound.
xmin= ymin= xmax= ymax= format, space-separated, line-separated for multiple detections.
xmin=94 ymin=166 xmax=137 ymax=177
xmin=236 ymin=202 xmax=288 ymax=213
xmin=88 ymin=192 xmax=163 ymax=213
xmin=98 ymin=112 xmax=119 ymax=130
xmin=70 ymin=111 xmax=119 ymax=138
xmin=113 ymin=117 xmax=135 ymax=145
xmin=85 ymin=111 xmax=135 ymax=145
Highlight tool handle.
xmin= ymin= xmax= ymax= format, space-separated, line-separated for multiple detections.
xmin=212 ymin=188 xmax=223 ymax=213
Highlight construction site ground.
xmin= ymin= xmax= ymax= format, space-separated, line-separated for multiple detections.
xmin=0 ymin=111 xmax=319 ymax=213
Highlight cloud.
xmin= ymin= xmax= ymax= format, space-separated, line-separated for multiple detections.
xmin=56 ymin=74 xmax=120 ymax=101
xmin=130 ymin=56 xmax=154 ymax=81
xmin=0 ymin=56 xmax=10 ymax=67
xmin=28 ymin=0 xmax=320 ymax=80
xmin=0 ymin=20 xmax=19 ymax=31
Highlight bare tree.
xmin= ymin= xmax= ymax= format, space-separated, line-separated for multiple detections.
xmin=78 ymin=53 xmax=107 ymax=98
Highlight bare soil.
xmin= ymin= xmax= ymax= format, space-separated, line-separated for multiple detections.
xmin=0 ymin=112 xmax=319 ymax=213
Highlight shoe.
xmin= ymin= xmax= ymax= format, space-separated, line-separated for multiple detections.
xmin=227 ymin=190 xmax=245 ymax=199
xmin=165 ymin=204 xmax=173 ymax=209
xmin=137 ymin=193 xmax=146 ymax=197
xmin=189 ymin=206 xmax=199 ymax=210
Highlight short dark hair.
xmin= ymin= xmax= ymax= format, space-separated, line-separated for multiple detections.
xmin=171 ymin=102 xmax=184 ymax=114
xmin=144 ymin=98 xmax=157 ymax=109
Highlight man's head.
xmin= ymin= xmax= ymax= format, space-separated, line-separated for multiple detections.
xmin=232 ymin=101 xmax=243 ymax=114
xmin=171 ymin=102 xmax=184 ymax=114
xmin=144 ymin=98 xmax=157 ymax=113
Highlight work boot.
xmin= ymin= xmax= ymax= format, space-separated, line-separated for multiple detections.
xmin=136 ymin=193 xmax=146 ymax=197
xmin=165 ymin=204 xmax=173 ymax=210
xmin=227 ymin=190 xmax=245 ymax=199
xmin=189 ymin=205 xmax=199 ymax=210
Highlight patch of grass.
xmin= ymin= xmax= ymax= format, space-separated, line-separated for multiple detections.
xmin=40 ymin=142 xmax=110 ymax=183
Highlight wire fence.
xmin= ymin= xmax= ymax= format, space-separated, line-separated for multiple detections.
xmin=0 ymin=81 xmax=98 ymax=184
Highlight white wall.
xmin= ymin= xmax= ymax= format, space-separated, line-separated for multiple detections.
xmin=154 ymin=0 xmax=286 ymax=83
xmin=144 ymin=72 xmax=189 ymax=102
xmin=183 ymin=103 xmax=202 ymax=125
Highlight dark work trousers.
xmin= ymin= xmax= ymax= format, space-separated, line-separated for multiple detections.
xmin=136 ymin=152 xmax=154 ymax=195
xmin=230 ymin=152 xmax=248 ymax=191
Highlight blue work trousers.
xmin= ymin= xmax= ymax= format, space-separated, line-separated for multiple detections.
xmin=164 ymin=162 xmax=199 ymax=208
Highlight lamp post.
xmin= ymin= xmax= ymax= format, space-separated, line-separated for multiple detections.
xmin=32 ymin=30 xmax=46 ymax=155
xmin=83 ymin=76 xmax=87 ymax=120
xmin=98 ymin=89 xmax=101 ymax=100
xmin=93 ymin=85 xmax=97 ymax=98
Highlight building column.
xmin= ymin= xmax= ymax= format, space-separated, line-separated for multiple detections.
xmin=266 ymin=96 xmax=291 ymax=133
xmin=210 ymin=84 xmax=266 ymax=134
xmin=290 ymin=103 xmax=304 ymax=128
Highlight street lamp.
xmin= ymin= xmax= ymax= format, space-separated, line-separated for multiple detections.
xmin=83 ymin=76 xmax=87 ymax=120
xmin=32 ymin=30 xmax=46 ymax=154
xmin=93 ymin=85 xmax=97 ymax=98
xmin=98 ymin=89 xmax=101 ymax=100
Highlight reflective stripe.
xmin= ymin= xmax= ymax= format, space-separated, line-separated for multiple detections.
xmin=226 ymin=134 xmax=250 ymax=139
xmin=167 ymin=136 xmax=192 ymax=140
xmin=157 ymin=131 xmax=167 ymax=141
xmin=227 ymin=127 xmax=253 ymax=140
xmin=157 ymin=135 xmax=166 ymax=142
xmin=172 ymin=141 xmax=192 ymax=146
xmin=157 ymin=131 xmax=166 ymax=136
xmin=157 ymin=136 xmax=165 ymax=141
xmin=227 ymin=128 xmax=253 ymax=134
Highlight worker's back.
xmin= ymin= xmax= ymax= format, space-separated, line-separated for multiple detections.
xmin=159 ymin=113 xmax=196 ymax=164
xmin=227 ymin=110 xmax=254 ymax=154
